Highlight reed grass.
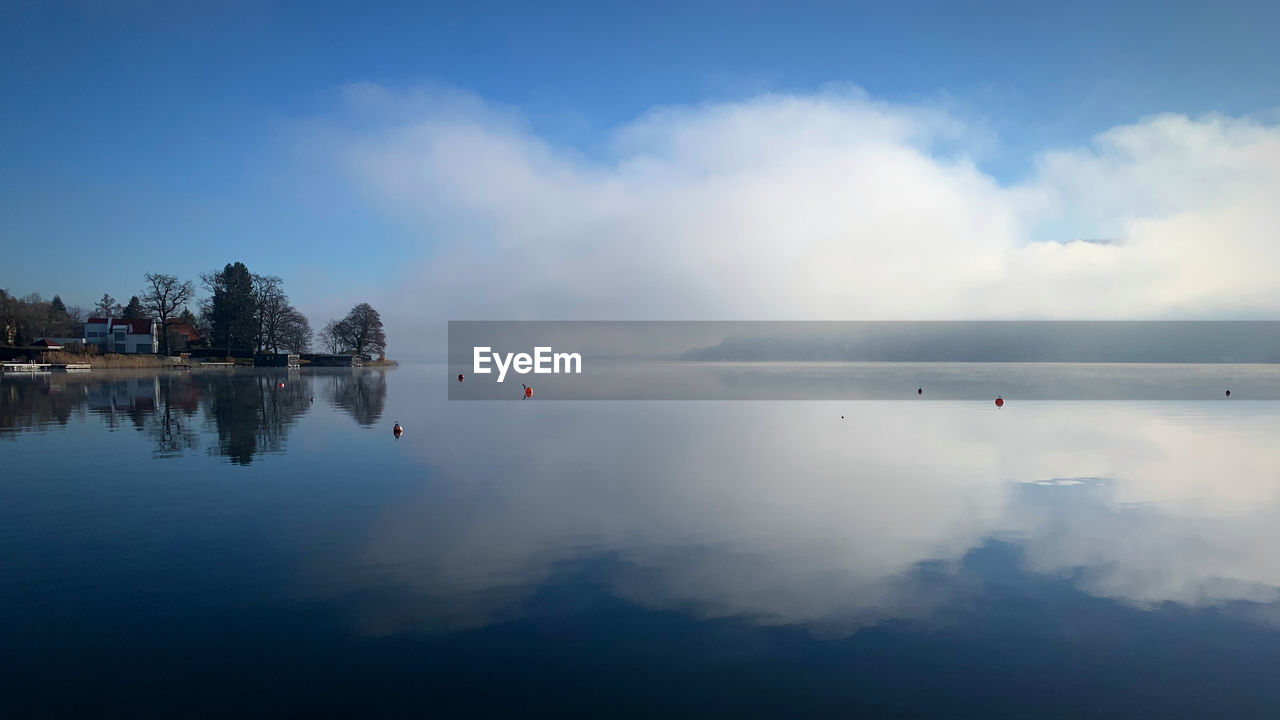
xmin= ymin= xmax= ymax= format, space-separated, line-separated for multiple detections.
xmin=38 ymin=351 xmax=181 ymax=368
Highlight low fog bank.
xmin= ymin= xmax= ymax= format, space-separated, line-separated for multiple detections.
xmin=682 ymin=321 xmax=1280 ymax=363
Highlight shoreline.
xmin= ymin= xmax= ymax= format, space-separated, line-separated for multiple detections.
xmin=11 ymin=351 xmax=399 ymax=370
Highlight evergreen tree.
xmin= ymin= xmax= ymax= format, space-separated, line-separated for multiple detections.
xmin=94 ymin=293 xmax=120 ymax=318
xmin=201 ymin=263 xmax=257 ymax=354
xmin=123 ymin=295 xmax=148 ymax=319
xmin=48 ymin=295 xmax=74 ymax=336
xmin=0 ymin=289 xmax=17 ymax=344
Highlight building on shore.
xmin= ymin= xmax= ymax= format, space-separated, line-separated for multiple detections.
xmin=32 ymin=338 xmax=85 ymax=350
xmin=165 ymin=320 xmax=204 ymax=351
xmin=85 ymin=318 xmax=159 ymax=354
xmin=254 ymin=353 xmax=301 ymax=367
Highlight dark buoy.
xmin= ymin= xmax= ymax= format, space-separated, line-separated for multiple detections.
xmin=995 ymin=396 xmax=1005 ymax=408
xmin=1226 ymin=389 xmax=1231 ymax=397
xmin=841 ymin=415 xmax=845 ymax=419
xmin=458 ymin=373 xmax=464 ymax=383
xmin=917 ymin=387 xmax=923 ymax=396
xmin=393 ymin=422 xmax=403 ymax=438
xmin=310 ymin=397 xmax=314 ymax=403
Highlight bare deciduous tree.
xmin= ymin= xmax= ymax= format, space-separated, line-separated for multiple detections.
xmin=252 ymin=274 xmax=290 ymax=353
xmin=319 ymin=318 xmax=348 ymax=354
xmin=279 ymin=308 xmax=312 ymax=354
xmin=141 ymin=273 xmax=195 ymax=356
xmin=325 ymin=303 xmax=387 ymax=359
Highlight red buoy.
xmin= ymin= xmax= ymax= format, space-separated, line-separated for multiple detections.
xmin=393 ymin=422 xmax=403 ymax=438
xmin=525 ymin=386 xmax=533 ymax=399
xmin=279 ymin=382 xmax=285 ymax=388
xmin=458 ymin=373 xmax=464 ymax=383
xmin=995 ymin=396 xmax=1004 ymax=408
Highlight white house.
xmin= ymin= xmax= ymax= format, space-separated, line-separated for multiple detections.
xmin=85 ymin=318 xmax=159 ymax=354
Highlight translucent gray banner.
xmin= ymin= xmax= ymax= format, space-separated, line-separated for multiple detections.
xmin=447 ymin=321 xmax=1280 ymax=400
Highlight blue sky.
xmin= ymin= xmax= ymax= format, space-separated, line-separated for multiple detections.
xmin=2 ymin=0 xmax=1279 ymax=335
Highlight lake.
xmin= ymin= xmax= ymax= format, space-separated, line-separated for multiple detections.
xmin=4 ymin=364 xmax=1280 ymax=717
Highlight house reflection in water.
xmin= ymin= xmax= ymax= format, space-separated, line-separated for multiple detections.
xmin=85 ymin=376 xmax=159 ymax=430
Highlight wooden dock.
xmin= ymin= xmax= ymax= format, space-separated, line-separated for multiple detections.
xmin=1 ymin=362 xmax=91 ymax=373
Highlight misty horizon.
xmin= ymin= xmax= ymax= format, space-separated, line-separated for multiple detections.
xmin=6 ymin=3 xmax=1280 ymax=716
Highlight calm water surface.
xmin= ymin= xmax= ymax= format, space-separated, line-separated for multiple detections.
xmin=4 ymin=364 xmax=1280 ymax=717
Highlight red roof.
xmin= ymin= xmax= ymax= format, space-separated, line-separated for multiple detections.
xmin=114 ymin=318 xmax=155 ymax=334
xmin=168 ymin=321 xmax=202 ymax=341
xmin=87 ymin=318 xmax=155 ymax=333
xmin=31 ymin=339 xmax=64 ymax=347
xmin=90 ymin=318 xmax=154 ymax=333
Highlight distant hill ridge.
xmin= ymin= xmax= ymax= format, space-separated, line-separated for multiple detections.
xmin=680 ymin=322 xmax=1280 ymax=363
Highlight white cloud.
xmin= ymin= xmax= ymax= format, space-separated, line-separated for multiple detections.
xmin=311 ymin=399 xmax=1280 ymax=636
xmin=311 ymin=85 xmax=1280 ymax=354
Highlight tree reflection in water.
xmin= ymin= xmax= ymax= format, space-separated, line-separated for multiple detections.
xmin=148 ymin=375 xmax=201 ymax=458
xmin=0 ymin=375 xmax=84 ymax=436
xmin=323 ymin=370 xmax=388 ymax=426
xmin=203 ymin=372 xmax=314 ymax=464
xmin=0 ymin=370 xmax=339 ymax=464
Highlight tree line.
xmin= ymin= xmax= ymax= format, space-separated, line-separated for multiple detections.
xmin=0 ymin=291 xmax=85 ymax=345
xmin=2 ymin=260 xmax=387 ymax=358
